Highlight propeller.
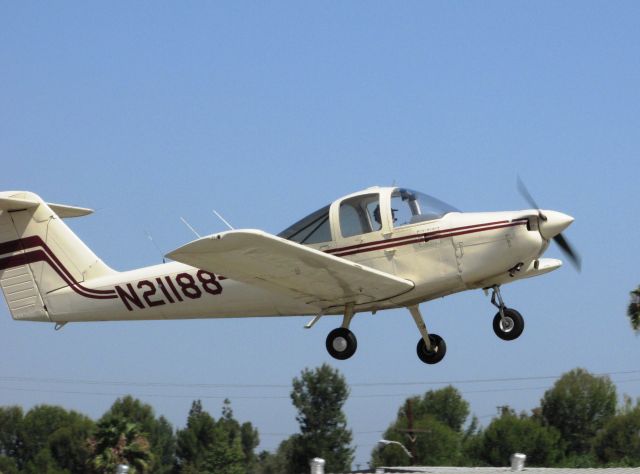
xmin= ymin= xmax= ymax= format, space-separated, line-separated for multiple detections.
xmin=517 ymin=176 xmax=582 ymax=272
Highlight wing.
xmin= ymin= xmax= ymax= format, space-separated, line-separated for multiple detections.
xmin=166 ymin=229 xmax=414 ymax=309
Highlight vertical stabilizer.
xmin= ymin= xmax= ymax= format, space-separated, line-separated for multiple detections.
xmin=0 ymin=191 xmax=115 ymax=321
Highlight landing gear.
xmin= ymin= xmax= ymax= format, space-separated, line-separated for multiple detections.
xmin=489 ymin=285 xmax=525 ymax=341
xmin=416 ymin=334 xmax=447 ymax=364
xmin=326 ymin=303 xmax=358 ymax=360
xmin=409 ymin=305 xmax=446 ymax=364
xmin=326 ymin=327 xmax=357 ymax=360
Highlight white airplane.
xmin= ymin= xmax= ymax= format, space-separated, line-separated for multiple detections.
xmin=0 ymin=184 xmax=578 ymax=364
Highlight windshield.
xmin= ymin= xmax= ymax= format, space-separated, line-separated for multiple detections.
xmin=391 ymin=188 xmax=459 ymax=227
xmin=278 ymin=204 xmax=331 ymax=244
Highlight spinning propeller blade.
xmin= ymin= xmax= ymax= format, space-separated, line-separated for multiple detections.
xmin=517 ymin=176 xmax=581 ymax=272
xmin=517 ymin=176 xmax=546 ymax=220
xmin=553 ymin=233 xmax=582 ymax=272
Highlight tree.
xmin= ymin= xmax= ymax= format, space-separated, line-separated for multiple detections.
xmin=540 ymin=368 xmax=616 ymax=455
xmin=288 ymin=364 xmax=354 ymax=473
xmin=87 ymin=416 xmax=153 ymax=474
xmin=218 ymin=399 xmax=260 ymax=472
xmin=628 ymin=286 xmax=640 ymax=332
xmin=175 ymin=400 xmax=254 ymax=473
xmin=254 ymin=438 xmax=295 ymax=474
xmin=371 ymin=387 xmax=469 ymax=467
xmin=593 ymin=401 xmax=640 ymax=465
xmin=413 ymin=385 xmax=470 ymax=433
xmin=176 ymin=400 xmax=218 ymax=471
xmin=480 ymin=408 xmax=563 ymax=466
xmin=100 ymin=396 xmax=175 ymax=474
xmin=16 ymin=405 xmax=94 ymax=473
xmin=0 ymin=406 xmax=23 ymax=460
xmin=372 ymin=415 xmax=460 ymax=467
xmin=0 ymin=455 xmax=19 ymax=474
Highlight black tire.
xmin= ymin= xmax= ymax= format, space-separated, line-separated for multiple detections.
xmin=326 ymin=328 xmax=358 ymax=360
xmin=492 ymin=308 xmax=525 ymax=341
xmin=416 ymin=334 xmax=446 ymax=364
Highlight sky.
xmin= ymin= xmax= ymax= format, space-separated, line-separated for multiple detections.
xmin=1 ymin=1 xmax=639 ymax=469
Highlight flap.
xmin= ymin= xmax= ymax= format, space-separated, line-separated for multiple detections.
xmin=166 ymin=229 xmax=414 ymax=308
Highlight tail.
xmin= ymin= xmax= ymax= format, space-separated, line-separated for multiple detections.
xmin=0 ymin=191 xmax=116 ymax=321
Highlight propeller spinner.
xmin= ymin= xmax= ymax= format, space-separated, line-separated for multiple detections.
xmin=517 ymin=177 xmax=581 ymax=271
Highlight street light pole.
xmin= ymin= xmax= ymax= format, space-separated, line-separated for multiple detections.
xmin=377 ymin=439 xmax=413 ymax=461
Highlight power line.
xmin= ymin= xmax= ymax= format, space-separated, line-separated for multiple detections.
xmin=1 ymin=377 xmax=639 ymax=401
xmin=0 ymin=369 xmax=638 ymax=390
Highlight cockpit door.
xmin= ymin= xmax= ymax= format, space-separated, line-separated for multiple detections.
xmin=330 ymin=191 xmax=395 ymax=275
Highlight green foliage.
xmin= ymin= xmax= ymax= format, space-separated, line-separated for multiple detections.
xmin=628 ymin=285 xmax=640 ymax=332
xmin=372 ymin=386 xmax=470 ymax=467
xmin=288 ymin=364 xmax=354 ymax=473
xmin=0 ymin=406 xmax=23 ymax=460
xmin=87 ymin=416 xmax=153 ymax=474
xmin=373 ymin=415 xmax=461 ymax=467
xmin=480 ymin=409 xmax=563 ymax=466
xmin=540 ymin=368 xmax=617 ymax=455
xmin=100 ymin=396 xmax=175 ymax=474
xmin=0 ymin=405 xmax=94 ymax=473
xmin=593 ymin=402 xmax=640 ymax=465
xmin=254 ymin=438 xmax=295 ymax=474
xmin=9 ymin=405 xmax=94 ymax=473
xmin=412 ymin=385 xmax=470 ymax=433
xmin=175 ymin=399 xmax=256 ymax=473
xmin=0 ymin=455 xmax=19 ymax=474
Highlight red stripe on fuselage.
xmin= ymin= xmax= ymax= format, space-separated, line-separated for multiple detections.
xmin=0 ymin=237 xmax=117 ymax=299
xmin=330 ymin=220 xmax=528 ymax=257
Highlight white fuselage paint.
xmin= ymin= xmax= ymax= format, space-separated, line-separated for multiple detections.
xmin=46 ymin=210 xmax=547 ymax=323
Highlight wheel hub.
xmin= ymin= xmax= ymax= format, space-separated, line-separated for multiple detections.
xmin=332 ymin=336 xmax=348 ymax=352
xmin=500 ymin=317 xmax=514 ymax=332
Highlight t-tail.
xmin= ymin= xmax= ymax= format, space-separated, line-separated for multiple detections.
xmin=0 ymin=191 xmax=116 ymax=322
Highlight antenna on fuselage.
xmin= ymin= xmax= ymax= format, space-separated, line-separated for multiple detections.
xmin=212 ymin=209 xmax=235 ymax=230
xmin=179 ymin=217 xmax=201 ymax=239
xmin=144 ymin=229 xmax=166 ymax=264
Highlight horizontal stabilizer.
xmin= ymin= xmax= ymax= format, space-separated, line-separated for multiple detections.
xmin=0 ymin=194 xmax=93 ymax=218
xmin=166 ymin=229 xmax=414 ymax=309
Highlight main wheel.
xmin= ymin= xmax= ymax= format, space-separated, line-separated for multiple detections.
xmin=492 ymin=308 xmax=525 ymax=341
xmin=416 ymin=334 xmax=446 ymax=364
xmin=326 ymin=328 xmax=358 ymax=360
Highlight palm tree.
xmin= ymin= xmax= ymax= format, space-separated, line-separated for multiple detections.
xmin=88 ymin=416 xmax=153 ymax=473
xmin=628 ymin=286 xmax=640 ymax=332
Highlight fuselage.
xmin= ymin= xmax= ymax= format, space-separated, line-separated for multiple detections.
xmin=47 ymin=209 xmax=548 ymax=323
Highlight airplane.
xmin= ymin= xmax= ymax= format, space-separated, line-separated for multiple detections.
xmin=0 ymin=184 xmax=578 ymax=364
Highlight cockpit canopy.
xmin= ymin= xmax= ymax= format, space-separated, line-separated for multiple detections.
xmin=279 ymin=187 xmax=458 ymax=245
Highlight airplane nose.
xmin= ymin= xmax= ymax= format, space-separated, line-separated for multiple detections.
xmin=539 ymin=210 xmax=574 ymax=240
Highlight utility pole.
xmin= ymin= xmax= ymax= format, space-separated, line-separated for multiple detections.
xmin=407 ymin=399 xmax=416 ymax=464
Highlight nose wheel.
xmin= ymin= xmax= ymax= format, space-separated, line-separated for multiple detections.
xmin=490 ymin=286 xmax=525 ymax=340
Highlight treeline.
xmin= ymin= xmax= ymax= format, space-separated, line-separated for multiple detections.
xmin=0 ymin=364 xmax=352 ymax=474
xmin=0 ymin=366 xmax=639 ymax=473
xmin=372 ymin=368 xmax=640 ymax=468
xmin=0 ymin=396 xmax=259 ymax=474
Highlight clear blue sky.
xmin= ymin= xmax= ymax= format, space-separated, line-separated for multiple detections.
xmin=1 ymin=1 xmax=639 ymax=468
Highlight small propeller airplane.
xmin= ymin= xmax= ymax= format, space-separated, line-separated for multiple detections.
xmin=0 ymin=183 xmax=578 ymax=364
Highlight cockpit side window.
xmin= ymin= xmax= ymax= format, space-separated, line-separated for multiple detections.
xmin=340 ymin=194 xmax=380 ymax=238
xmin=278 ymin=204 xmax=332 ymax=245
xmin=391 ymin=188 xmax=459 ymax=228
